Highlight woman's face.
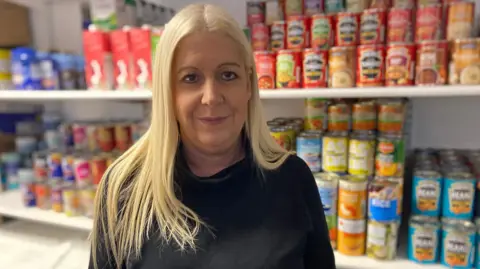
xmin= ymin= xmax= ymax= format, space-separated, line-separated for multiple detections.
xmin=173 ymin=31 xmax=251 ymax=153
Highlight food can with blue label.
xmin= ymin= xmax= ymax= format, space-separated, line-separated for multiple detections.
xmin=441 ymin=218 xmax=476 ymax=269
xmin=368 ymin=177 xmax=400 ymax=222
xmin=297 ymin=131 xmax=323 ymax=172
xmin=408 ymin=215 xmax=440 ymax=264
xmin=412 ymin=169 xmax=442 ymax=217
xmin=442 ymin=172 xmax=476 ymax=220
xmin=315 ymin=172 xmax=340 ymax=249
xmin=61 ymin=152 xmax=75 ymax=184
xmin=47 ymin=150 xmax=63 ymax=179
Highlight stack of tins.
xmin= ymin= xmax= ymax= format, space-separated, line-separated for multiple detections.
xmin=408 ymin=149 xmax=480 ymax=268
xmin=19 ymin=120 xmax=147 ymax=218
xmin=267 ymin=97 xmax=407 ymax=260
xmin=248 ymin=0 xmax=480 ymax=90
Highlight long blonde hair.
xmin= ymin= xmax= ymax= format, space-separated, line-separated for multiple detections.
xmin=91 ymin=3 xmax=291 ymax=269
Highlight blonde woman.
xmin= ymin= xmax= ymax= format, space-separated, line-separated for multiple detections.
xmin=89 ymin=3 xmax=334 ymax=269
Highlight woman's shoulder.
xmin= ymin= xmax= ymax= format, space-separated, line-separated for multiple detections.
xmin=277 ymin=154 xmax=311 ymax=174
xmin=261 ymin=154 xmax=313 ymax=185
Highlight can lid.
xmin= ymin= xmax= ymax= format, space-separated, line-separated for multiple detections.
xmin=442 ymin=218 xmax=476 ymax=232
xmin=410 ymin=215 xmax=439 ymax=226
xmin=314 ymin=172 xmax=340 ymax=182
xmin=414 ymin=169 xmax=442 ymax=179
xmin=444 ymin=171 xmax=474 ymax=180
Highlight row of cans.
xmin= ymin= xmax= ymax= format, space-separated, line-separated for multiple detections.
xmin=412 ymin=149 xmax=480 ymax=220
xmin=408 ymin=216 xmax=480 ymax=269
xmin=315 ymin=173 xmax=404 ymax=258
xmin=250 ymin=2 xmax=477 ymax=51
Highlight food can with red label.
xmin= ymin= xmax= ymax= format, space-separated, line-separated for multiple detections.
xmin=276 ymin=49 xmax=302 ymax=88
xmin=91 ymin=153 xmax=108 ymax=185
xmin=74 ymin=154 xmax=92 ymax=188
xmin=303 ymin=48 xmax=329 ymax=88
xmin=114 ymin=123 xmax=132 ymax=151
xmin=310 ymin=14 xmax=335 ymax=50
xmin=356 ymin=44 xmax=385 ymax=87
xmin=415 ymin=40 xmax=448 ymax=85
xmin=417 ymin=0 xmax=441 ymax=5
xmin=446 ymin=1 xmax=475 ymax=40
xmin=360 ymin=9 xmax=386 ymax=45
xmin=97 ymin=124 xmax=115 ymax=152
xmin=370 ymin=0 xmax=391 ymax=9
xmin=247 ymin=1 xmax=266 ymax=27
xmin=325 ymin=0 xmax=345 ymax=13
xmin=387 ymin=8 xmax=413 ymax=43
xmin=415 ymin=4 xmax=444 ymax=42
xmin=392 ymin=0 xmax=414 ymax=8
xmin=335 ymin=12 xmax=360 ymax=46
xmin=284 ymin=0 xmax=304 ymax=16
xmin=271 ymin=21 xmax=287 ymax=51
xmin=346 ymin=0 xmax=370 ymax=12
xmin=254 ymin=51 xmax=276 ymax=89
xmin=385 ymin=43 xmax=415 ymax=86
xmin=287 ymin=15 xmax=309 ymax=49
xmin=252 ymin=23 xmax=270 ymax=51
xmin=329 ymin=46 xmax=356 ymax=88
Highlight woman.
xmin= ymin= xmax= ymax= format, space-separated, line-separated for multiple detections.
xmin=90 ymin=3 xmax=335 ymax=269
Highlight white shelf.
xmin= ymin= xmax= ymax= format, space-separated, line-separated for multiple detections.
xmin=0 ymin=190 xmax=92 ymax=232
xmin=334 ymin=253 xmax=444 ymax=269
xmin=0 ymin=85 xmax=479 ymax=101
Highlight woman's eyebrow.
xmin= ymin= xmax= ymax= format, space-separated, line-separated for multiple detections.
xmin=218 ymin=62 xmax=241 ymax=68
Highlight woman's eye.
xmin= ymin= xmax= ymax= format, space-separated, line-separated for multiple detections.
xmin=182 ymin=74 xmax=198 ymax=83
xmin=221 ymin=71 xmax=238 ymax=81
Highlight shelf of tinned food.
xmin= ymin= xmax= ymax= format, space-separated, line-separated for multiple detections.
xmin=0 ymin=85 xmax=480 ymax=101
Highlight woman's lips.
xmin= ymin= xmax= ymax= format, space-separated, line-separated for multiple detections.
xmin=198 ymin=116 xmax=228 ymax=125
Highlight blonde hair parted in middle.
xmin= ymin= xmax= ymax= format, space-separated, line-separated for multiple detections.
xmin=90 ymin=3 xmax=291 ymax=269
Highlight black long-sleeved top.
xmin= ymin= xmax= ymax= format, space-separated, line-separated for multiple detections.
xmin=89 ymin=150 xmax=335 ymax=269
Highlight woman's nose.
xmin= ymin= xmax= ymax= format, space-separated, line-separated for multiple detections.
xmin=201 ymin=78 xmax=224 ymax=106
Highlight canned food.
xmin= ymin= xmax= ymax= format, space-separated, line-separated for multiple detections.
xmin=33 ymin=152 xmax=48 ymax=182
xmin=302 ymin=48 xmax=328 ymax=88
xmin=59 ymin=122 xmax=74 ymax=147
xmin=86 ymin=123 xmax=98 ymax=151
xmin=315 ymin=172 xmax=339 ymax=249
xmin=63 ymin=185 xmax=80 ymax=217
xmin=273 ymin=117 xmax=289 ymax=125
xmin=352 ymin=100 xmax=376 ymax=131
xmin=310 ymin=14 xmax=335 ymax=50
xmin=367 ymin=220 xmax=399 ymax=260
xmin=328 ymin=46 xmax=356 ymax=88
xmin=385 ymin=43 xmax=415 ymax=86
xmin=251 ymin=23 xmax=269 ymax=51
xmin=20 ymin=182 xmax=36 ymax=207
xmin=284 ymin=124 xmax=299 ymax=149
xmin=337 ymin=218 xmax=366 ymax=255
xmin=368 ymin=177 xmax=401 ymax=221
xmin=370 ymin=0 xmax=391 ymax=9
xmin=449 ymin=38 xmax=480 ymax=85
xmin=91 ymin=154 xmax=108 ymax=185
xmin=51 ymin=184 xmax=63 ymax=213
xmin=375 ymin=132 xmax=405 ymax=177
xmin=415 ymin=4 xmax=443 ymax=42
xmin=97 ymin=124 xmax=115 ymax=152
xmin=387 ymin=8 xmax=413 ymax=43
xmin=276 ymin=49 xmax=302 ymax=88
xmin=271 ymin=21 xmax=287 ymax=51
xmin=346 ymin=0 xmax=369 ymax=12
xmin=79 ymin=186 xmax=97 ymax=218
xmin=35 ymin=182 xmax=51 ymax=210
xmin=114 ymin=124 xmax=132 ymax=151
xmin=338 ymin=175 xmax=368 ymax=219
xmin=349 ymin=131 xmax=375 ymax=176
xmin=377 ymin=99 xmax=405 ymax=133
xmin=356 ymin=44 xmax=385 ymax=87
xmin=284 ymin=0 xmax=303 ymax=16
xmin=246 ymin=1 xmax=266 ymax=26
xmin=359 ymin=9 xmax=386 ymax=45
xmin=297 ymin=131 xmax=322 ymax=172
xmin=392 ymin=0 xmax=414 ymax=8
xmin=61 ymin=152 xmax=75 ymax=184
xmin=408 ymin=215 xmax=440 ymax=264
xmin=412 ymin=169 xmax=442 ymax=217
xmin=328 ymin=102 xmax=350 ymax=131
xmin=417 ymin=0 xmax=440 ymax=4
xmin=270 ymin=126 xmax=294 ymax=151
xmin=2 ymin=152 xmax=21 ymax=190
xmin=442 ymin=172 xmax=476 ymax=220
xmin=72 ymin=123 xmax=88 ymax=150
xmin=47 ymin=151 xmax=63 ymax=179
xmin=304 ymin=98 xmax=328 ymax=130
xmin=74 ymin=155 xmax=92 ymax=188
xmin=335 ymin=12 xmax=360 ymax=46
xmin=131 ymin=120 xmax=148 ymax=142
xmin=441 ymin=219 xmax=476 ymax=269
xmin=416 ymin=40 xmax=448 ymax=85
xmin=325 ymin=0 xmax=345 ymax=13
xmin=446 ymin=1 xmax=475 ymax=40
xmin=254 ymin=51 xmax=276 ymax=89
xmin=286 ymin=15 xmax=309 ymax=49
xmin=323 ymin=131 xmax=348 ymax=173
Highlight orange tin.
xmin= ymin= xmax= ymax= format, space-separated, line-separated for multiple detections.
xmin=338 ymin=175 xmax=368 ymax=220
xmin=387 ymin=8 xmax=413 ymax=43
xmin=328 ymin=46 xmax=356 ymax=88
xmin=446 ymin=1 xmax=475 ymax=40
xmin=415 ymin=4 xmax=444 ymax=42
xmin=337 ymin=218 xmax=367 ymax=256
xmin=254 ymin=51 xmax=277 ymax=89
xmin=449 ymin=38 xmax=480 ymax=85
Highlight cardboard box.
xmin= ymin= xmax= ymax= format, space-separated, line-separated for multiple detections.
xmin=0 ymin=0 xmax=31 ymax=47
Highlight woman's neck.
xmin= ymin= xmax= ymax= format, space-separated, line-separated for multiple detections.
xmin=182 ymin=139 xmax=245 ymax=177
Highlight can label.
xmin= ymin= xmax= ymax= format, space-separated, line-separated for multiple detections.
xmin=114 ymin=125 xmax=132 ymax=151
xmin=63 ymin=189 xmax=80 ymax=217
xmin=62 ymin=155 xmax=75 ymax=183
xmin=91 ymin=157 xmax=108 ymax=185
xmin=304 ymin=0 xmax=323 ymax=15
xmin=335 ymin=13 xmax=360 ymax=46
xmin=352 ymin=102 xmax=376 ymax=131
xmin=35 ymin=184 xmax=51 ymax=210
xmin=271 ymin=130 xmax=293 ymax=151
xmin=441 ymin=229 xmax=476 ymax=268
xmin=377 ymin=102 xmax=404 ymax=133
xmin=97 ymin=126 xmax=115 ymax=152
xmin=51 ymin=186 xmax=63 ymax=213
xmin=302 ymin=49 xmax=328 ymax=88
xmin=412 ymin=175 xmax=442 ymax=216
xmin=408 ymin=224 xmax=439 ymax=263
xmin=367 ymin=221 xmax=399 ymax=260
xmin=287 ymin=16 xmax=308 ymax=49
xmin=387 ymin=8 xmax=413 ymax=42
xmin=360 ymin=9 xmax=386 ymax=45
xmin=442 ymin=178 xmax=475 ymax=219
xmin=74 ymin=159 xmax=92 ymax=187
xmin=276 ymin=50 xmax=302 ymax=88
xmin=415 ymin=5 xmax=443 ymax=42
xmin=385 ymin=43 xmax=415 ymax=86
xmin=328 ymin=104 xmax=350 ymax=131
xmin=337 ymin=218 xmax=366 ymax=255
xmin=247 ymin=2 xmax=266 ymax=26
xmin=375 ymin=137 xmax=405 ymax=177
xmin=73 ymin=124 xmax=88 ymax=150
xmin=325 ymin=0 xmax=345 ymax=13
xmin=348 ymin=138 xmax=375 ymax=176
xmin=271 ymin=21 xmax=286 ymax=51
xmin=449 ymin=39 xmax=480 ymax=85
xmin=304 ymin=98 xmax=328 ymax=130
xmin=80 ymin=188 xmax=96 ymax=218
xmin=317 ymin=180 xmax=338 ymax=248
xmin=21 ymin=183 xmax=36 ymax=207
xmin=338 ymin=180 xmax=367 ymax=219
xmin=416 ymin=41 xmax=448 ymax=85
xmin=328 ymin=47 xmax=356 ymax=88
xmin=368 ymin=181 xmax=400 ymax=221
xmin=357 ymin=45 xmax=385 ymax=87
xmin=33 ymin=155 xmax=48 ymax=182
xmin=446 ymin=2 xmax=474 ymax=40
xmin=311 ymin=14 xmax=334 ymax=49
xmin=297 ymin=136 xmax=322 ymax=172
xmin=323 ymin=136 xmax=348 ymax=173
xmin=48 ymin=152 xmax=63 ymax=178
xmin=252 ymin=23 xmax=269 ymax=51
xmin=255 ymin=51 xmax=276 ymax=89
xmin=285 ymin=0 xmax=304 ymax=16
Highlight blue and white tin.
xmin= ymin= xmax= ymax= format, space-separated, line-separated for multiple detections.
xmin=412 ymin=169 xmax=442 ymax=217
xmin=0 ymin=152 xmax=21 ymax=190
xmin=442 ymin=172 xmax=476 ymax=220
xmin=408 ymin=215 xmax=440 ymax=264
xmin=368 ymin=177 xmax=400 ymax=222
xmin=441 ymin=218 xmax=476 ymax=269
xmin=297 ymin=130 xmax=322 ymax=173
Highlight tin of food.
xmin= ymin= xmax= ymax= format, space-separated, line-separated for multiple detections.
xmin=271 ymin=21 xmax=287 ymax=51
xmin=359 ymin=9 xmax=386 ymax=45
xmin=302 ymin=48 xmax=328 ymax=88
xmin=377 ymin=98 xmax=405 ymax=133
xmin=35 ymin=182 xmax=51 ymax=210
xmin=322 ymin=131 xmax=349 ymax=173
xmin=335 ymin=12 xmax=360 ymax=46
xmin=327 ymin=102 xmax=350 ymax=131
xmin=47 ymin=150 xmax=63 ymax=179
xmin=408 ymin=215 xmax=440 ymax=264
xmin=385 ymin=43 xmax=415 ymax=86
xmin=20 ymin=181 xmax=36 ymax=207
xmin=442 ymin=172 xmax=476 ymax=220
xmin=449 ymin=38 xmax=480 ymax=85
xmin=63 ymin=185 xmax=80 ymax=217
xmin=415 ymin=4 xmax=443 ymax=42
xmin=315 ymin=172 xmax=340 ymax=249
xmin=74 ymin=153 xmax=93 ymax=188
xmin=297 ymin=131 xmax=323 ymax=172
xmin=79 ymin=185 xmax=97 ymax=218
xmin=368 ymin=177 xmax=401 ymax=222
xmin=367 ymin=220 xmax=400 ymax=260
xmin=304 ymin=98 xmax=328 ymax=130
xmin=310 ymin=14 xmax=335 ymax=50
xmin=441 ymin=218 xmax=476 ymax=269
xmin=270 ymin=126 xmax=294 ymax=151
xmin=416 ymin=40 xmax=448 ymax=85
xmin=356 ymin=44 xmax=385 ymax=87
xmin=328 ymin=46 xmax=356 ymax=88
xmin=251 ymin=23 xmax=269 ymax=51
xmin=446 ymin=1 xmax=475 ymax=40
xmin=286 ymin=15 xmax=309 ymax=49
xmin=375 ymin=132 xmax=405 ymax=177
xmin=337 ymin=217 xmax=366 ymax=256
xmin=338 ymin=175 xmax=368 ymax=219
xmin=255 ymin=51 xmax=276 ymax=89
xmin=411 ymin=169 xmax=442 ymax=217
xmin=51 ymin=183 xmax=63 ymax=213
xmin=351 ymin=100 xmax=376 ymax=131
xmin=348 ymin=131 xmax=375 ymax=176
xmin=276 ymin=49 xmax=302 ymax=88
xmin=33 ymin=151 xmax=49 ymax=182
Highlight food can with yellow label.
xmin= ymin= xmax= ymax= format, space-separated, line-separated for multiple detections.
xmin=337 ymin=217 xmax=366 ymax=256
xmin=408 ymin=215 xmax=440 ymax=264
xmin=348 ymin=131 xmax=375 ymax=176
xmin=449 ymin=38 xmax=480 ymax=85
xmin=328 ymin=46 xmax=356 ymax=88
xmin=375 ymin=132 xmax=405 ymax=177
xmin=270 ymin=126 xmax=295 ymax=151
xmin=441 ymin=218 xmax=476 ymax=269
xmin=322 ymin=131 xmax=348 ymax=173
